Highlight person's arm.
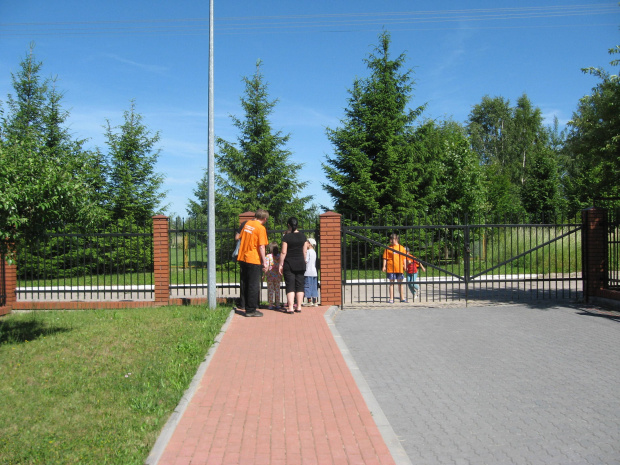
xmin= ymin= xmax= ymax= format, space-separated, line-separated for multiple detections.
xmin=419 ymin=260 xmax=426 ymax=273
xmin=278 ymin=241 xmax=288 ymax=274
xmin=259 ymin=245 xmax=268 ymax=271
xmin=303 ymin=241 xmax=309 ymax=262
xmin=234 ymin=221 xmax=246 ymax=240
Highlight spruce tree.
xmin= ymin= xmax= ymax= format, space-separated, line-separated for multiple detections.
xmin=322 ymin=31 xmax=426 ymax=219
xmin=193 ymin=60 xmax=312 ymax=223
xmin=103 ymin=101 xmax=167 ymax=223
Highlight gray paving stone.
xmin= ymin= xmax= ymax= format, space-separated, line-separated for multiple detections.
xmin=335 ymin=303 xmax=620 ymax=465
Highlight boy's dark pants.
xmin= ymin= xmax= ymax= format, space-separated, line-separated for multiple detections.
xmin=240 ymin=261 xmax=262 ymax=313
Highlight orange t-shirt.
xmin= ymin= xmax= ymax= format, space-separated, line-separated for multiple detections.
xmin=237 ymin=219 xmax=268 ymax=265
xmin=383 ymin=244 xmax=406 ymax=273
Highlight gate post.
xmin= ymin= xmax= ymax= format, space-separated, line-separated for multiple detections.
xmin=581 ymin=207 xmax=607 ymax=302
xmin=0 ymin=254 xmax=16 ymax=316
xmin=319 ymin=212 xmax=342 ymax=307
xmin=153 ymin=215 xmax=170 ymax=305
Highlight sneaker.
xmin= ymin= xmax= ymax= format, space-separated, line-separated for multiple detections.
xmin=245 ymin=310 xmax=264 ymax=317
xmin=401 ymin=299 xmax=408 ymax=303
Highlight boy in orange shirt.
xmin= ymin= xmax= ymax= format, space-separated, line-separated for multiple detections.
xmin=236 ymin=208 xmax=269 ymax=317
xmin=382 ymin=233 xmax=407 ymax=303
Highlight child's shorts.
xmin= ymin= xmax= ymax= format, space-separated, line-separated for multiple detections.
xmin=386 ymin=273 xmax=404 ymax=281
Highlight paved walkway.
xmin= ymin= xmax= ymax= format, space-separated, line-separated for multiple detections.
xmin=146 ymin=306 xmax=402 ymax=465
xmin=334 ymin=302 xmax=620 ymax=465
xmin=147 ymin=301 xmax=620 ymax=465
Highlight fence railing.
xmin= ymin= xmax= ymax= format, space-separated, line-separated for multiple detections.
xmin=16 ymin=222 xmax=154 ymax=302
xmin=594 ymin=198 xmax=620 ymax=290
xmin=342 ymin=212 xmax=583 ymax=305
xmin=168 ymin=215 xmax=320 ymax=300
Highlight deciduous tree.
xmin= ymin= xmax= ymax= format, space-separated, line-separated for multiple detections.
xmin=563 ymin=45 xmax=620 ymax=213
xmin=0 ymin=45 xmax=95 ymax=256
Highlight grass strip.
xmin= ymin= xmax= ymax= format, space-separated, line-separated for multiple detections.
xmin=0 ymin=305 xmax=230 ymax=465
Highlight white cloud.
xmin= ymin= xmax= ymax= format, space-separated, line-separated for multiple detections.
xmin=104 ymin=54 xmax=169 ymax=74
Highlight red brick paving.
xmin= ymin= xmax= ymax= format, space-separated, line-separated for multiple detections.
xmin=156 ymin=307 xmax=396 ymax=465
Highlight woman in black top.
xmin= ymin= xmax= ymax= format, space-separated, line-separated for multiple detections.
xmin=278 ymin=217 xmax=308 ymax=314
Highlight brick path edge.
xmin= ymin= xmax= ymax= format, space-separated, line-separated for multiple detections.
xmin=144 ymin=309 xmax=236 ymax=465
xmin=324 ymin=306 xmax=413 ymax=465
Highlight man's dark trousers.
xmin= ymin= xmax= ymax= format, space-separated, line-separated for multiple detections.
xmin=240 ymin=261 xmax=262 ymax=313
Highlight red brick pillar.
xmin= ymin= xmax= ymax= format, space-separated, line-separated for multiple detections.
xmin=319 ymin=212 xmax=342 ymax=307
xmin=582 ymin=207 xmax=608 ymax=301
xmin=153 ymin=215 xmax=170 ymax=305
xmin=239 ymin=211 xmax=255 ymax=226
xmin=1 ymin=254 xmax=16 ymax=315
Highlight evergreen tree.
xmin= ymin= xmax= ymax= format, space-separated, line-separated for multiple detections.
xmin=191 ymin=60 xmax=312 ymax=223
xmin=103 ymin=101 xmax=167 ymax=223
xmin=322 ymin=31 xmax=426 ymax=218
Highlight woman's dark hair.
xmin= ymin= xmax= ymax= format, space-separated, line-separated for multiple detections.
xmin=287 ymin=217 xmax=299 ymax=232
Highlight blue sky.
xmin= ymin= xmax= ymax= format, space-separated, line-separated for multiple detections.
xmin=1 ymin=1 xmax=618 ymax=217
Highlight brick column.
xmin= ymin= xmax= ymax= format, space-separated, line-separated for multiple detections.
xmin=239 ymin=211 xmax=255 ymax=226
xmin=581 ymin=207 xmax=608 ymax=301
xmin=0 ymin=255 xmax=17 ymax=315
xmin=319 ymin=212 xmax=342 ymax=307
xmin=153 ymin=215 xmax=170 ymax=305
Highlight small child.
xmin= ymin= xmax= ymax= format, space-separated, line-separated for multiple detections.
xmin=304 ymin=238 xmax=319 ymax=306
xmin=406 ymin=250 xmax=426 ymax=300
xmin=264 ymin=242 xmax=282 ymax=309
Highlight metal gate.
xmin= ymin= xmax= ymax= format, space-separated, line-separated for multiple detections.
xmin=342 ymin=215 xmax=583 ymax=306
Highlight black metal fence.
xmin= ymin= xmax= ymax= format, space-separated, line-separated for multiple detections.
xmin=169 ymin=215 xmax=320 ymax=301
xmin=342 ymin=213 xmax=583 ymax=306
xmin=16 ymin=222 xmax=154 ymax=302
xmin=595 ymin=198 xmax=620 ymax=290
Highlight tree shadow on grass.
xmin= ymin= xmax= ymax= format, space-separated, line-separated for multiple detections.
xmin=0 ymin=318 xmax=71 ymax=345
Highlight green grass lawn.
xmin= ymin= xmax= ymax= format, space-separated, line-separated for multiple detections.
xmin=0 ymin=305 xmax=231 ymax=465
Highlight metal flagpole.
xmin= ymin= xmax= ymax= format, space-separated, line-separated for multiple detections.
xmin=207 ymin=0 xmax=216 ymax=308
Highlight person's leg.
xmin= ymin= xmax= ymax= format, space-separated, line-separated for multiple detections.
xmin=286 ymin=292 xmax=295 ymax=312
xmin=304 ymin=276 xmax=312 ymax=305
xmin=310 ymin=276 xmax=318 ymax=305
xmin=398 ymin=278 xmax=405 ymax=301
xmin=413 ymin=272 xmax=419 ymax=296
xmin=295 ymin=291 xmax=304 ymax=311
xmin=406 ymin=273 xmax=415 ymax=296
xmin=283 ymin=266 xmax=295 ymax=313
xmin=295 ymin=272 xmax=305 ymax=311
xmin=245 ymin=263 xmax=262 ymax=314
xmin=274 ymin=280 xmax=281 ymax=307
xmin=238 ymin=262 xmax=247 ymax=310
xmin=267 ymin=280 xmax=276 ymax=308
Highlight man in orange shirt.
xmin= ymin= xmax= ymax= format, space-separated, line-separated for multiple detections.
xmin=236 ymin=208 xmax=270 ymax=317
xmin=382 ymin=233 xmax=407 ymax=303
